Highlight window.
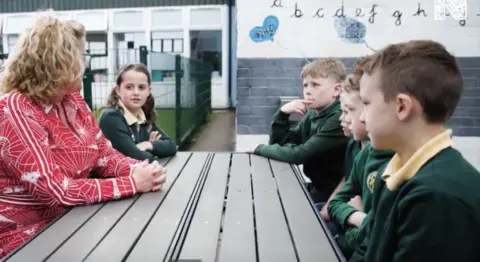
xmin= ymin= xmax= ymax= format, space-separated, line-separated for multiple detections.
xmin=7 ymin=35 xmax=19 ymax=53
xmin=114 ymin=33 xmax=146 ymax=72
xmin=84 ymin=33 xmax=108 ymax=82
xmin=150 ymin=31 xmax=184 ymax=81
xmin=151 ymin=31 xmax=184 ymax=54
xmin=152 ymin=38 xmax=183 ymax=53
xmin=190 ymin=30 xmax=222 ymax=76
xmin=0 ymin=37 xmax=5 ymax=66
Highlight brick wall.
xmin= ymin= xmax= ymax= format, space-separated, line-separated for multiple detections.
xmin=236 ymin=57 xmax=480 ymax=136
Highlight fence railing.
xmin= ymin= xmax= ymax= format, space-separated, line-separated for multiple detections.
xmin=0 ymin=46 xmax=213 ymax=148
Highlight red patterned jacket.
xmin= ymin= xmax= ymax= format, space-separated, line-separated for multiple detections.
xmin=0 ymin=91 xmax=140 ymax=258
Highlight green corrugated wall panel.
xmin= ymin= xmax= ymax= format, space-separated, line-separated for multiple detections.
xmin=0 ymin=0 xmax=234 ymax=13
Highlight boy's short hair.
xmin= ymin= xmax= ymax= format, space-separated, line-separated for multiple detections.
xmin=301 ymin=58 xmax=346 ymax=82
xmin=352 ymin=55 xmax=372 ymax=77
xmin=363 ymin=40 xmax=463 ymax=123
xmin=341 ymin=74 xmax=360 ymax=93
xmin=341 ymin=56 xmax=370 ymax=94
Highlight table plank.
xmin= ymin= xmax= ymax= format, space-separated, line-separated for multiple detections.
xmin=46 ymin=157 xmax=172 ymax=262
xmin=179 ymin=153 xmax=231 ymax=261
xmin=250 ymin=155 xmax=297 ymax=261
xmin=125 ymin=152 xmax=210 ymax=262
xmin=269 ymin=160 xmax=342 ymax=262
xmin=4 ymin=204 xmax=104 ymax=262
xmin=217 ymin=153 xmax=256 ymax=262
xmin=83 ymin=153 xmax=191 ymax=262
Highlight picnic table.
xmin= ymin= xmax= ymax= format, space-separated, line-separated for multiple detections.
xmin=2 ymin=152 xmax=345 ymax=262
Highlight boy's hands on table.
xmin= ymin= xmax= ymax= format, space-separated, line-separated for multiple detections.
xmin=347 ymin=196 xmax=366 ymax=228
xmin=348 ymin=195 xmax=364 ymax=212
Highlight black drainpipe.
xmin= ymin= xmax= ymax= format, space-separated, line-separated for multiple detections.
xmin=228 ymin=0 xmax=234 ymax=108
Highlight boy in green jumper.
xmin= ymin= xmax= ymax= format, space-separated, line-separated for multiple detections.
xmin=350 ymin=40 xmax=480 ymax=262
xmin=320 ymin=91 xmax=361 ymax=221
xmin=252 ymin=58 xmax=349 ymax=204
xmin=327 ymin=69 xmax=394 ymax=258
xmin=320 ymin=56 xmax=371 ymax=221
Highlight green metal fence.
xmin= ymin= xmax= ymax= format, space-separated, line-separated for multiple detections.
xmin=0 ymin=46 xmax=212 ymax=148
xmin=83 ymin=46 xmax=212 ymax=148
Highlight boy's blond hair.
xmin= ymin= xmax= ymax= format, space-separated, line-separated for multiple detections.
xmin=301 ymin=58 xmax=346 ymax=82
xmin=341 ymin=74 xmax=361 ymax=93
xmin=341 ymin=56 xmax=372 ymax=94
xmin=352 ymin=55 xmax=372 ymax=78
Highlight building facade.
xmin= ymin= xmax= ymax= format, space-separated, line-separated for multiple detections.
xmin=0 ymin=0 xmax=237 ymax=109
xmin=235 ymin=0 xmax=480 ymax=163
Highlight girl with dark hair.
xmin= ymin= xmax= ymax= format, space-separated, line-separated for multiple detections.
xmin=99 ymin=63 xmax=177 ymax=161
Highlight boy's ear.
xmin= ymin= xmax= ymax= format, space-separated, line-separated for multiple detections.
xmin=332 ymin=83 xmax=342 ymax=98
xmin=396 ymin=93 xmax=414 ymax=122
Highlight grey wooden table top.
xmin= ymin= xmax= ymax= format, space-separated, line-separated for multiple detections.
xmin=2 ymin=152 xmax=345 ymax=262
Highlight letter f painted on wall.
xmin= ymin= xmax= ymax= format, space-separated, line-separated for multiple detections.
xmin=434 ymin=0 xmax=467 ymax=20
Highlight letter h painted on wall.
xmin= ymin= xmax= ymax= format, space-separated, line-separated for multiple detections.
xmin=434 ymin=0 xmax=467 ymax=20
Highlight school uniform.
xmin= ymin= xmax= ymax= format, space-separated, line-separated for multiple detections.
xmin=344 ymin=138 xmax=363 ymax=180
xmin=327 ymin=143 xmax=394 ymax=257
xmin=98 ymin=102 xmax=177 ymax=162
xmin=350 ymin=130 xmax=480 ymax=262
xmin=254 ymin=100 xmax=349 ymax=202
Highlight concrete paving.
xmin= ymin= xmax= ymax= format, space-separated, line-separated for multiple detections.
xmin=186 ymin=109 xmax=236 ymax=152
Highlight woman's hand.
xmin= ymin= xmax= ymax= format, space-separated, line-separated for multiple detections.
xmin=150 ymin=160 xmax=167 ymax=191
xmin=132 ymin=160 xmax=167 ymax=193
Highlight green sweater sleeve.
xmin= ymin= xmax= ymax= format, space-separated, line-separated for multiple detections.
xmin=344 ymin=211 xmax=371 ymax=250
xmin=98 ymin=109 xmax=155 ymax=161
xmin=268 ymin=110 xmax=303 ymax=145
xmin=255 ymin=112 xmax=344 ymax=164
xmin=327 ymin=156 xmax=363 ymax=230
xmin=150 ymin=123 xmax=177 ymax=158
xmin=349 ymin=237 xmax=368 ymax=262
xmin=391 ymin=190 xmax=478 ymax=262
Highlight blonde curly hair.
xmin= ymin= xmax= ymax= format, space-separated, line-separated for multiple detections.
xmin=0 ymin=13 xmax=86 ymax=104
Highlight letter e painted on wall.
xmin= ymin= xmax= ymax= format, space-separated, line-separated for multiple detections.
xmin=434 ymin=0 xmax=467 ymax=20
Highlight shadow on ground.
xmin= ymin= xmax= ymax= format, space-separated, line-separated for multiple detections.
xmin=185 ymin=109 xmax=236 ymax=152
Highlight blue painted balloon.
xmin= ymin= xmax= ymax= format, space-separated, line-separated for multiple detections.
xmin=249 ymin=15 xmax=279 ymax=43
xmin=333 ymin=17 xmax=366 ymax=44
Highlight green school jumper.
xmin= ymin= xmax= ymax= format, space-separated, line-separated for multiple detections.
xmin=254 ymin=100 xmax=349 ymax=195
xmin=99 ymin=107 xmax=177 ymax=162
xmin=351 ymin=133 xmax=480 ymax=262
xmin=328 ymin=143 xmax=394 ymax=254
xmin=344 ymin=139 xmax=362 ymax=181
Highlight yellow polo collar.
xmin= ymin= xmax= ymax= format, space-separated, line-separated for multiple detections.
xmin=382 ymin=129 xmax=453 ymax=191
xmin=118 ymin=100 xmax=146 ymax=125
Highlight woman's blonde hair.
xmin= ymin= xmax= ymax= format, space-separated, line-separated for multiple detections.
xmin=0 ymin=13 xmax=86 ymax=104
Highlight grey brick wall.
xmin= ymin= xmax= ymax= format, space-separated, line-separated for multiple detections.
xmin=236 ymin=57 xmax=480 ymax=136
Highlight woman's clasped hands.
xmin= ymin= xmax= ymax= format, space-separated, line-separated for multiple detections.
xmin=132 ymin=160 xmax=167 ymax=193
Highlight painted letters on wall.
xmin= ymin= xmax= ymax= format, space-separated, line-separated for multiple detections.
xmin=237 ymin=0 xmax=480 ymax=58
